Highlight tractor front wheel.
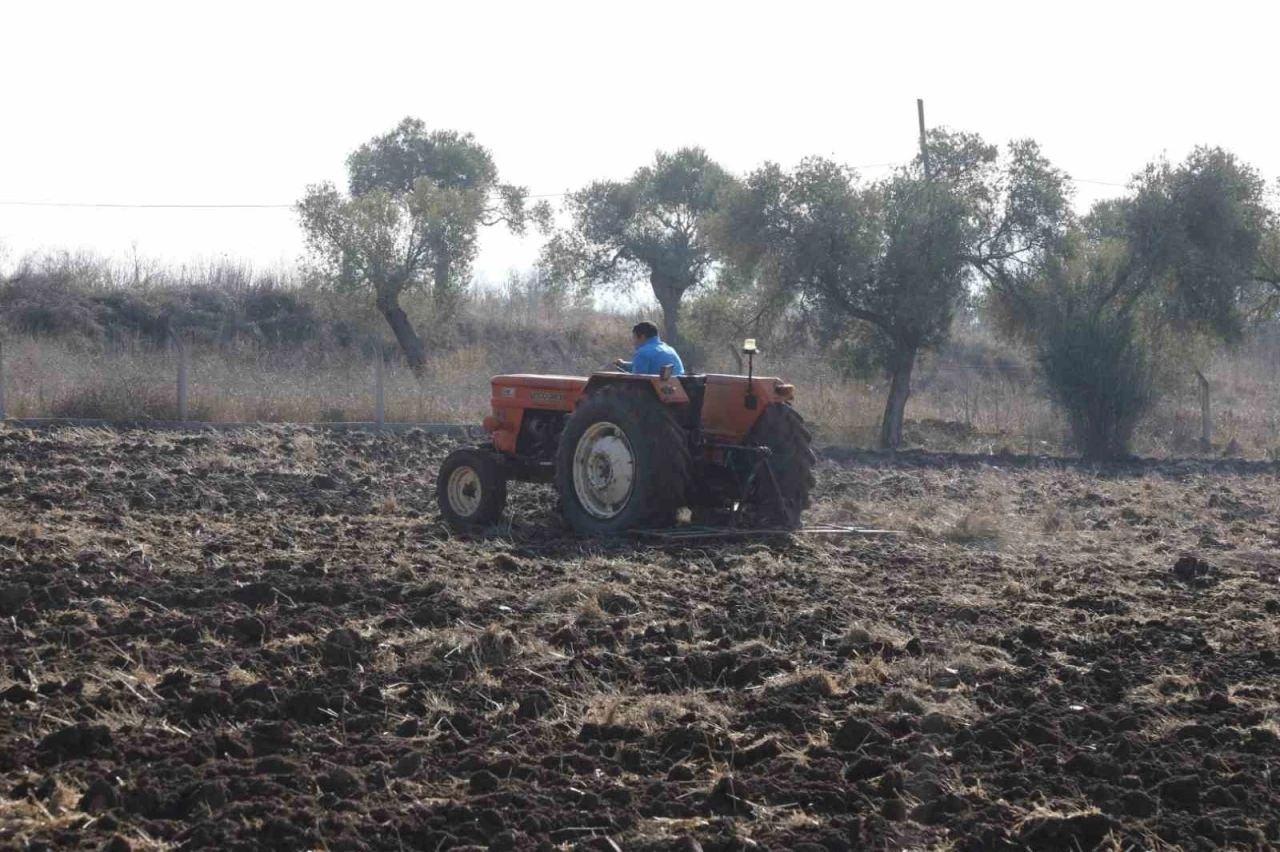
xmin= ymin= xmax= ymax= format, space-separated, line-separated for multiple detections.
xmin=556 ymin=385 xmax=691 ymax=535
xmin=437 ymin=448 xmax=508 ymax=529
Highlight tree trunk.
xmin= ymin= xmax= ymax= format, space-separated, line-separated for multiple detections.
xmin=432 ymin=259 xmax=459 ymax=319
xmin=879 ymin=345 xmax=917 ymax=450
xmin=649 ymin=273 xmax=685 ymax=350
xmin=657 ymin=294 xmax=682 ymax=349
xmin=376 ymin=287 xmax=427 ymax=376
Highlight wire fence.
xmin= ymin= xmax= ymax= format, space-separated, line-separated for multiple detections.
xmin=0 ymin=338 xmax=486 ymax=434
xmin=3 ymin=335 xmax=1278 ymax=460
xmin=0 ymin=333 xmax=1046 ymax=440
xmin=0 ymin=170 xmax=1131 ymax=211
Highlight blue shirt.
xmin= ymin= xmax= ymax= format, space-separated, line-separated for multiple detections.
xmin=621 ymin=335 xmax=685 ymax=376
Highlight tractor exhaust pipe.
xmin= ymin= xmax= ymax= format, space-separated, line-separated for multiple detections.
xmin=743 ymin=338 xmax=758 ymax=410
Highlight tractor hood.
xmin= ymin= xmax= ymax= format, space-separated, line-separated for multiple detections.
xmin=490 ymin=374 xmax=589 ymax=395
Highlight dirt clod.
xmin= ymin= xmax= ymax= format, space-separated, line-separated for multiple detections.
xmin=1 ymin=683 xmax=37 ymax=703
xmin=394 ymin=752 xmax=422 ymax=778
xmin=38 ymin=722 xmax=112 ymax=763
xmin=0 ymin=582 xmax=32 ymax=615
xmin=488 ymin=831 xmax=520 ymax=852
xmin=190 ymin=779 xmax=228 ymax=811
xmin=2 ymin=428 xmax=1276 ymax=851
xmin=517 ymin=689 xmax=553 ymax=720
xmin=254 ymin=756 xmax=299 ymax=776
xmin=322 ymin=626 xmax=367 ymax=667
xmin=79 ymin=777 xmax=118 ymax=812
xmin=1122 ymin=789 xmax=1158 ymax=817
xmin=708 ymin=775 xmax=753 ymax=816
xmin=1016 ymin=812 xmax=1122 ymax=850
xmin=170 ymin=624 xmax=202 ymax=645
xmin=469 ymin=770 xmax=500 ymax=794
xmin=1159 ymin=774 xmax=1202 ymax=808
xmin=833 ymin=717 xmax=887 ymax=750
xmin=490 ymin=553 xmax=522 ymax=572
xmin=667 ymin=764 xmax=696 ymax=782
xmin=1172 ymin=554 xmax=1218 ymax=586
xmin=320 ymin=767 xmax=362 ymax=798
xmin=600 ymin=592 xmax=639 ymax=615
xmin=232 ymin=615 xmax=268 ymax=643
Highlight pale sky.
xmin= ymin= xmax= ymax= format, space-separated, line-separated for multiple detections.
xmin=2 ymin=0 xmax=1276 ymax=285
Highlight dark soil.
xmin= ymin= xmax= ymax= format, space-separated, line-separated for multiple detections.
xmin=1 ymin=426 xmax=1277 ymax=851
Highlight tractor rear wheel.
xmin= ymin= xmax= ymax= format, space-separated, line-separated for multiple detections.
xmin=746 ymin=402 xmax=816 ymax=529
xmin=437 ymin=448 xmax=508 ymax=529
xmin=556 ymin=384 xmax=691 ymax=535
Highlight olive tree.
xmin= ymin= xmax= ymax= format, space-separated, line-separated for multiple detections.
xmin=717 ymin=153 xmax=979 ymax=449
xmin=988 ymin=147 xmax=1270 ymax=459
xmin=297 ymin=118 xmax=548 ymax=373
xmin=683 ymin=271 xmax=798 ymax=371
xmin=1245 ymin=180 xmax=1280 ymax=316
xmin=538 ymin=147 xmax=735 ymax=350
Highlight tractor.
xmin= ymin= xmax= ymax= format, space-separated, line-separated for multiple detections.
xmin=435 ymin=339 xmax=816 ymax=536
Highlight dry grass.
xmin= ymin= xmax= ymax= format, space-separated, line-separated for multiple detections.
xmin=0 ymin=780 xmax=88 ymax=845
xmin=764 ymin=668 xmax=844 ymax=699
xmin=944 ymin=511 xmax=1003 ymax=545
xmin=469 ymin=625 xmax=520 ymax=667
xmin=582 ymin=692 xmax=732 ymax=732
xmin=8 ymin=248 xmax=1280 ymax=456
xmin=6 ymin=318 xmax=1280 ymax=455
xmin=0 ymin=336 xmax=494 ymax=424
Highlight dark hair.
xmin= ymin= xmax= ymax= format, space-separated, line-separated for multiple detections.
xmin=632 ymin=321 xmax=659 ymax=340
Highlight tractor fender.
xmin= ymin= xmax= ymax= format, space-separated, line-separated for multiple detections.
xmin=581 ymin=372 xmax=689 ymax=405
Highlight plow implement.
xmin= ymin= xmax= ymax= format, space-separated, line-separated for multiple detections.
xmin=630 ymin=524 xmax=903 ymax=542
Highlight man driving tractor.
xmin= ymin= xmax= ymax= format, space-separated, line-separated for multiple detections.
xmin=613 ymin=321 xmax=685 ymax=376
xmin=436 ymin=319 xmax=815 ymax=535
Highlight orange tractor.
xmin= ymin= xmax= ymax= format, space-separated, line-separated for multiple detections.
xmin=436 ymin=340 xmax=816 ymax=535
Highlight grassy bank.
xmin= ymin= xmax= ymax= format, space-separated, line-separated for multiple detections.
xmin=3 ymin=252 xmax=1280 ymax=457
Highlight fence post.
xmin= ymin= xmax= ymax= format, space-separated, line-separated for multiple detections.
xmin=374 ymin=354 xmax=385 ymax=432
xmin=0 ymin=340 xmax=7 ymax=421
xmin=177 ymin=334 xmax=190 ymax=422
xmin=1196 ymin=370 xmax=1211 ymax=454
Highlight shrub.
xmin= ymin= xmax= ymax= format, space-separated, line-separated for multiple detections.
xmin=1036 ymin=311 xmax=1153 ymax=460
xmin=49 ymin=376 xmax=213 ymax=422
xmin=240 ymin=286 xmax=319 ymax=347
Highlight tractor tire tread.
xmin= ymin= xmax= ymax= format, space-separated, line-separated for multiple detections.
xmin=748 ymin=402 xmax=816 ymax=528
xmin=436 ymin=448 xmax=508 ymax=529
xmin=556 ymin=383 xmax=691 ymax=534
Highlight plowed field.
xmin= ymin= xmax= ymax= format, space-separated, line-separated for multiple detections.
xmin=1 ymin=427 xmax=1278 ymax=851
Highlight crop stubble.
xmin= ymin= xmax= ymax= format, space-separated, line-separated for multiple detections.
xmin=1 ymin=427 xmax=1278 ymax=851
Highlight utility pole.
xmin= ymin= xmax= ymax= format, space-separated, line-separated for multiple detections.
xmin=917 ymin=98 xmax=932 ymax=182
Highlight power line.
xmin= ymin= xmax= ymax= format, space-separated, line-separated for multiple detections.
xmin=0 ymin=167 xmax=1131 ymax=210
xmin=1071 ymin=177 xmax=1128 ymax=188
xmin=0 ymin=200 xmax=292 ymax=209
